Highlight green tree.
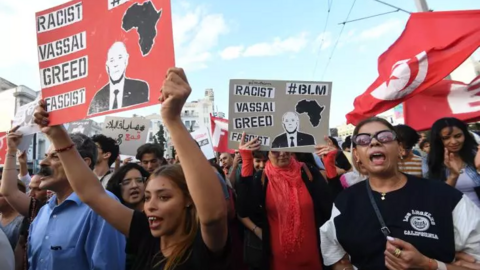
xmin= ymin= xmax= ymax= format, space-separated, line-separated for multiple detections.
xmin=153 ymin=124 xmax=166 ymax=152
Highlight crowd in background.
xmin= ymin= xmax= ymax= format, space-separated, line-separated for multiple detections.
xmin=0 ymin=68 xmax=479 ymax=270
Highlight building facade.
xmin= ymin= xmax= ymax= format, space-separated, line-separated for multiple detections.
xmin=142 ymin=89 xmax=223 ymax=158
xmin=0 ymin=78 xmax=47 ymax=171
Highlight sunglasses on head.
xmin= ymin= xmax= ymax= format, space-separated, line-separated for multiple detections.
xmin=353 ymin=130 xmax=397 ymax=146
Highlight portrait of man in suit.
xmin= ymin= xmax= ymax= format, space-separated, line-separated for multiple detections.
xmin=88 ymin=41 xmax=149 ymax=115
xmin=271 ymin=111 xmax=315 ymax=148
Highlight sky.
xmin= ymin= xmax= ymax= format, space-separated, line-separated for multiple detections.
xmin=0 ymin=0 xmax=479 ymax=127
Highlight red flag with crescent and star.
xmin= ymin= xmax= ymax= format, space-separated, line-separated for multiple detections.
xmin=0 ymin=132 xmax=7 ymax=166
xmin=404 ymin=75 xmax=480 ymax=131
xmin=346 ymin=10 xmax=480 ymax=125
xmin=210 ymin=114 xmax=234 ymax=154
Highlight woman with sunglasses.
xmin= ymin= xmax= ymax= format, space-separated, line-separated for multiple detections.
xmin=236 ymin=133 xmax=333 ymax=270
xmin=320 ymin=117 xmax=480 ymax=270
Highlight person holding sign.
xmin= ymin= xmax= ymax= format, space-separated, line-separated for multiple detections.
xmin=236 ymin=133 xmax=333 ymax=270
xmin=33 ymin=67 xmax=230 ymax=270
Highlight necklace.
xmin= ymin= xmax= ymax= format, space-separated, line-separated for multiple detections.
xmin=381 ymin=193 xmax=386 ymax=200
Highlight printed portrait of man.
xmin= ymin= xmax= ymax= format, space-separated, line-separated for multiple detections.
xmin=88 ymin=41 xmax=149 ymax=115
xmin=271 ymin=111 xmax=315 ymax=148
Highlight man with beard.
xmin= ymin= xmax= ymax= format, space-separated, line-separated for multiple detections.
xmin=15 ymin=175 xmax=47 ymax=270
xmin=26 ymin=132 xmax=125 ymax=269
xmin=219 ymin=152 xmax=234 ymax=178
xmin=91 ymin=134 xmax=119 ymax=187
xmin=88 ymin=41 xmax=149 ymax=115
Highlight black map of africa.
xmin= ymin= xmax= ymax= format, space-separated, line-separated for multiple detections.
xmin=295 ymin=100 xmax=325 ymax=127
xmin=122 ymin=1 xmax=162 ymax=56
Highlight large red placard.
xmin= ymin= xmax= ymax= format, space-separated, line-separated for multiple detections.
xmin=36 ymin=0 xmax=174 ymax=125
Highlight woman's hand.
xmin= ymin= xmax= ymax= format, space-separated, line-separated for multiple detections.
xmin=6 ymin=126 xmax=22 ymax=151
xmin=33 ymin=99 xmax=67 ymax=139
xmin=314 ymin=136 xmax=337 ymax=157
xmin=444 ymin=148 xmax=463 ymax=176
xmin=238 ymin=132 xmax=261 ymax=152
xmin=385 ymin=237 xmax=430 ymax=270
xmin=122 ymin=157 xmax=132 ymax=165
xmin=454 ymin=252 xmax=480 ymax=269
xmin=254 ymin=227 xmax=262 ymax=240
xmin=159 ymin=68 xmax=191 ymax=123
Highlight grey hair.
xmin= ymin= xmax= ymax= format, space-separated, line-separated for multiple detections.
xmin=69 ymin=133 xmax=97 ymax=170
xmin=282 ymin=111 xmax=299 ymax=122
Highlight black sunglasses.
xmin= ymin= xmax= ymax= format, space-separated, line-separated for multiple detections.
xmin=353 ymin=130 xmax=397 ymax=146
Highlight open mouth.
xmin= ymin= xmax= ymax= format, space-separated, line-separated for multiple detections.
xmin=369 ymin=152 xmax=386 ymax=165
xmin=130 ymin=190 xmax=140 ymax=197
xmin=148 ymin=216 xmax=163 ymax=229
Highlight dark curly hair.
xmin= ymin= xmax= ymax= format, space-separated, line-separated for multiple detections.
xmin=70 ymin=133 xmax=97 ymax=170
xmin=136 ymin=143 xmax=164 ymax=161
xmin=92 ymin=134 xmax=119 ymax=166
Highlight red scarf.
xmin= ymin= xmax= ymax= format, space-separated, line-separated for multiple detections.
xmin=264 ymin=158 xmax=305 ymax=257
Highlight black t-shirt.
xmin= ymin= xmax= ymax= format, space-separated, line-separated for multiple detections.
xmin=128 ymin=211 xmax=231 ymax=270
xmin=322 ymin=175 xmax=467 ymax=269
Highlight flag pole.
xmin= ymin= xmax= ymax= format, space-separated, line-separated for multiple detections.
xmin=414 ymin=0 xmax=430 ymax=12
xmin=403 ymin=0 xmax=430 ymax=126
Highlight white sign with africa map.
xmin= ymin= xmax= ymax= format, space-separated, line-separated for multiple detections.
xmin=228 ymin=79 xmax=332 ymax=153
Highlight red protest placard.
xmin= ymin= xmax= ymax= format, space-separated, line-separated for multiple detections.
xmin=35 ymin=0 xmax=174 ymax=125
xmin=0 ymin=132 xmax=7 ymax=166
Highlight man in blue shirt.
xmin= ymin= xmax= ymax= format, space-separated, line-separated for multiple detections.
xmin=28 ymin=133 xmax=125 ymax=270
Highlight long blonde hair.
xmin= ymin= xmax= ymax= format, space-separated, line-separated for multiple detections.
xmin=149 ymin=164 xmax=199 ymax=270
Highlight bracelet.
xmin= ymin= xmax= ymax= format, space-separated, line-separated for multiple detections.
xmin=3 ymin=168 xmax=17 ymax=171
xmin=6 ymin=154 xmax=15 ymax=158
xmin=55 ymin=143 xmax=75 ymax=153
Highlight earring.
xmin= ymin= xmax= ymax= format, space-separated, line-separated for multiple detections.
xmin=186 ymin=204 xmax=191 ymax=208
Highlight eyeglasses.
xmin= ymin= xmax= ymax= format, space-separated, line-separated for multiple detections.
xmin=270 ymin=151 xmax=291 ymax=157
xmin=120 ymin=177 xmax=146 ymax=186
xmin=353 ymin=130 xmax=397 ymax=146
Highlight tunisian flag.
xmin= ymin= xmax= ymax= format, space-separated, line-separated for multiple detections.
xmin=0 ymin=132 xmax=7 ymax=166
xmin=404 ymin=75 xmax=480 ymax=131
xmin=346 ymin=10 xmax=480 ymax=125
xmin=210 ymin=114 xmax=234 ymax=154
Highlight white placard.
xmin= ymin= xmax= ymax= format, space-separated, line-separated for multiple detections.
xmin=191 ymin=127 xmax=215 ymax=160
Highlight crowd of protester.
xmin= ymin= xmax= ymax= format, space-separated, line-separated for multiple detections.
xmin=0 ymin=68 xmax=479 ymax=270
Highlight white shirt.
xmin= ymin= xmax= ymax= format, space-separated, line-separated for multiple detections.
xmin=287 ymin=132 xmax=297 ymax=147
xmin=0 ymin=229 xmax=14 ymax=270
xmin=18 ymin=173 xmax=31 ymax=191
xmin=109 ymin=79 xmax=125 ymax=110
